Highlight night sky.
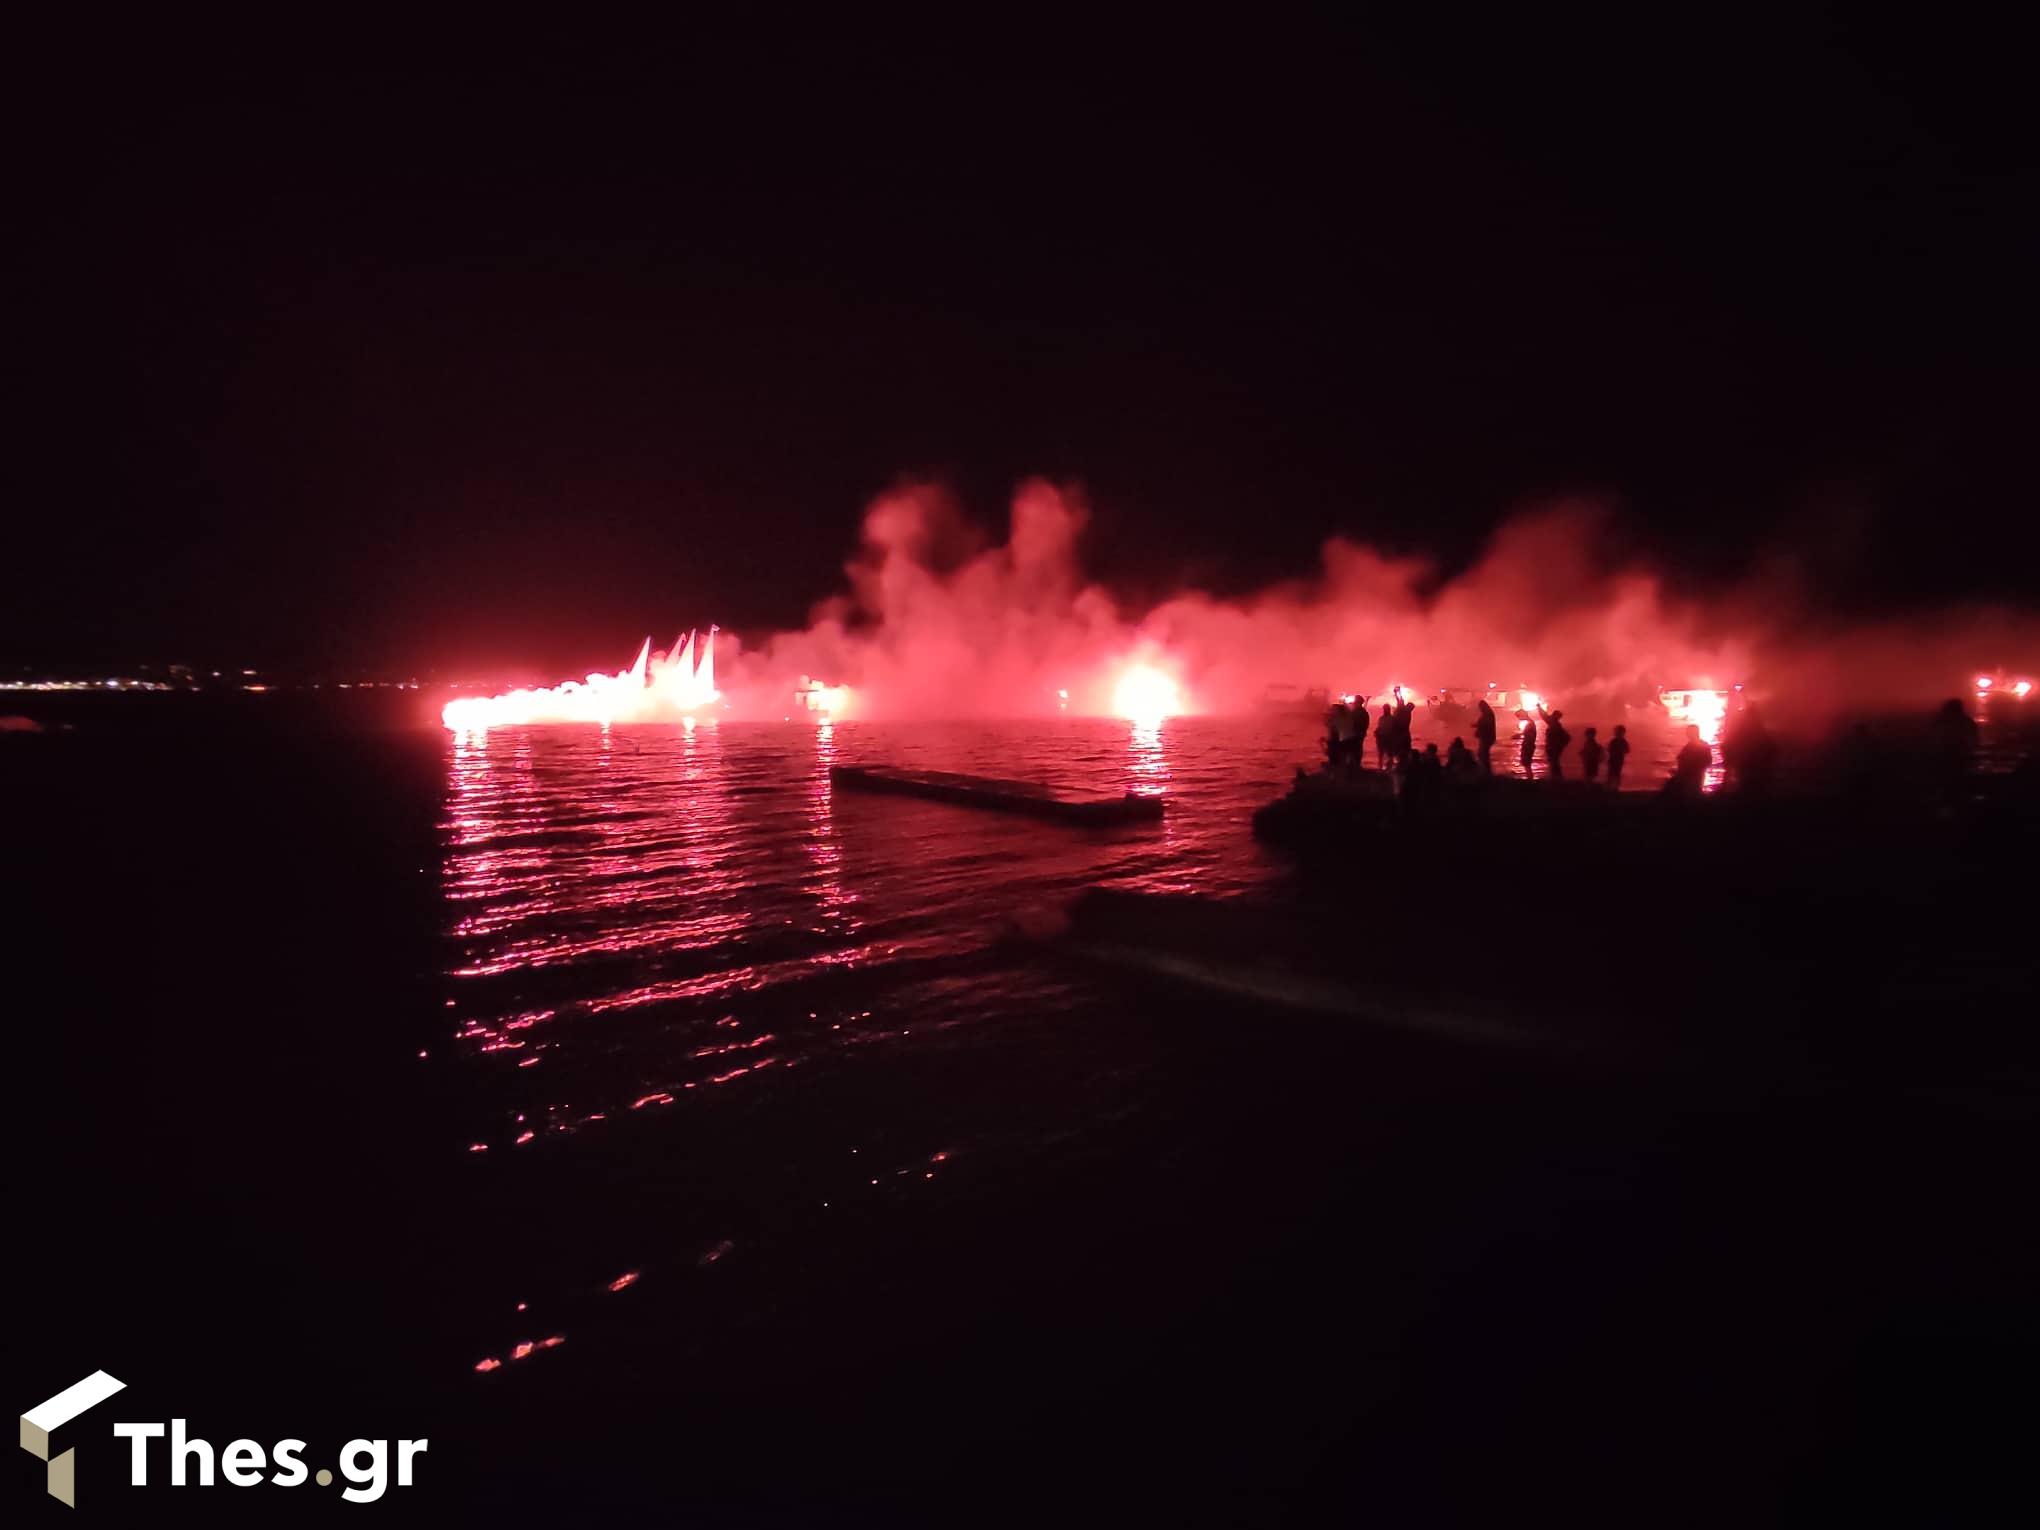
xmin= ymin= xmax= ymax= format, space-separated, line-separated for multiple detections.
xmin=11 ymin=13 xmax=2036 ymax=672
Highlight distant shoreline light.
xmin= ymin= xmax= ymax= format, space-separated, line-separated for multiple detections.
xmin=0 ymin=679 xmax=174 ymax=692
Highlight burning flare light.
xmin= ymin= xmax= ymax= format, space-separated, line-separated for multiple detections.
xmin=1113 ymin=663 xmax=1182 ymax=723
xmin=443 ymin=628 xmax=720 ymax=730
xmin=429 ymin=482 xmax=2040 ymax=723
xmin=1976 ymin=674 xmax=2035 ymax=700
xmin=792 ymin=677 xmax=852 ymax=718
xmin=1659 ymin=687 xmax=1730 ymax=744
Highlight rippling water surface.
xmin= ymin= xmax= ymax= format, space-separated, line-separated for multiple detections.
xmin=436 ymin=704 xmax=2026 ymax=1150
xmin=442 ymin=718 xmax=1292 ymax=1146
xmin=424 ymin=700 xmax=2040 ymax=1432
xmin=14 ymin=691 xmax=2036 ymax=1517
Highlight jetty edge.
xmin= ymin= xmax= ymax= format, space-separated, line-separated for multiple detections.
xmin=829 ymin=763 xmax=1165 ymax=826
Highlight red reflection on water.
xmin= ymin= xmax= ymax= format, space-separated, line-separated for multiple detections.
xmin=443 ymin=723 xmax=748 ymax=986
xmin=708 ymin=1057 xmax=778 ymax=1085
xmin=441 ymin=713 xmax=875 ymax=1119
xmin=438 ymin=718 xmax=1311 ymax=1123
xmin=805 ymin=719 xmax=857 ymax=928
xmin=581 ymin=945 xmax=930 ymax=1014
xmin=691 ymin=1032 xmax=775 ymax=1059
xmin=607 ymin=1271 xmax=640 ymax=1292
xmin=1126 ymin=718 xmax=1171 ymax=796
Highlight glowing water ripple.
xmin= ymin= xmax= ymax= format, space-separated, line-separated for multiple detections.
xmin=439 ymin=710 xmax=1767 ymax=1143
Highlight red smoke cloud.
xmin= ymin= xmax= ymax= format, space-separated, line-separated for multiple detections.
xmin=717 ymin=480 xmax=2032 ymax=721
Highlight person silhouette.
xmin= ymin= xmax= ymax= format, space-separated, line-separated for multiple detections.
xmin=1392 ymin=688 xmax=1418 ymax=768
xmin=1932 ymin=697 xmax=1979 ymax=775
xmin=1402 ymin=741 xmax=1443 ymax=811
xmin=1473 ymin=699 xmax=1498 ymax=773
xmin=1537 ymin=705 xmax=1570 ymax=779
xmin=1606 ymin=724 xmax=1630 ymax=789
xmin=1668 ymin=724 xmax=1712 ymax=795
xmin=1580 ymin=726 xmax=1604 ymax=782
xmin=1728 ymin=702 xmax=1778 ymax=792
xmin=1517 ymin=711 xmax=1537 ymax=775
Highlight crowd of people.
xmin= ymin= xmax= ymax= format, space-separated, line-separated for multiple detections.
xmin=1321 ymin=693 xmax=2007 ymax=803
xmin=1315 ymin=691 xmax=1994 ymax=810
xmin=1321 ymin=692 xmax=1800 ymax=797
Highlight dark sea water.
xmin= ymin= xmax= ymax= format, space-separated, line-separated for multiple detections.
xmin=434 ymin=710 xmax=1744 ymax=1167
xmin=441 ymin=717 xmax=1281 ymax=1116
xmin=9 ymin=695 xmax=2037 ymax=1523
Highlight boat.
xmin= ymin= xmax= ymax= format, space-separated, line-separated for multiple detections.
xmin=1255 ymin=684 xmax=1333 ymax=717
xmin=1484 ymin=685 xmax=1547 ymax=716
xmin=1251 ymin=767 xmax=1628 ymax=854
xmin=829 ymin=764 xmax=1166 ymax=825
xmin=793 ymin=677 xmax=849 ymax=715
xmin=1428 ymin=686 xmax=1480 ymax=726
xmin=1655 ymin=683 xmax=1746 ymax=737
xmin=1657 ymin=683 xmax=1736 ymax=711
